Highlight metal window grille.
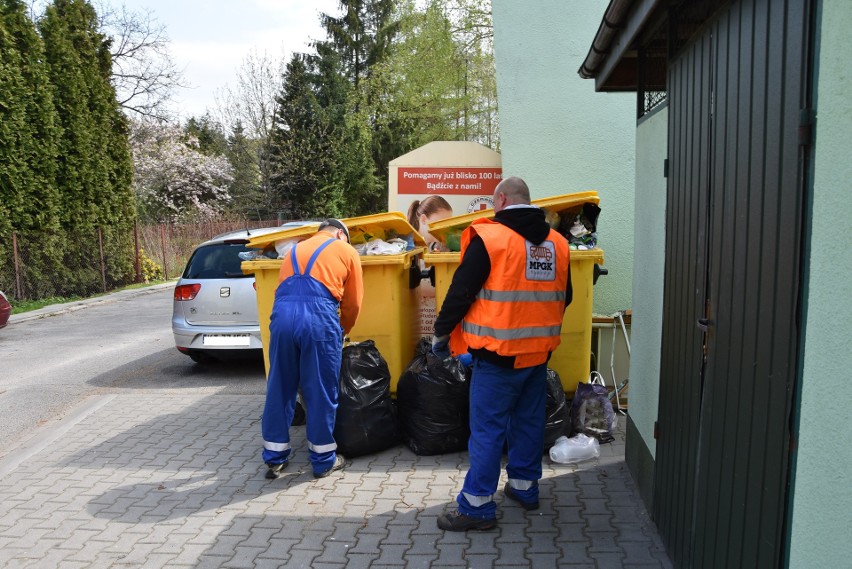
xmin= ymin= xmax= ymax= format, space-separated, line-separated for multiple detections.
xmin=637 ymin=22 xmax=668 ymax=119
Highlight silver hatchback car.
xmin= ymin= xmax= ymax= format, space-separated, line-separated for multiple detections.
xmin=172 ymin=225 xmax=303 ymax=363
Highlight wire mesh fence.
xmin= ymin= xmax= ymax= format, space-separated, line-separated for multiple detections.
xmin=0 ymin=219 xmax=279 ymax=301
xmin=137 ymin=219 xmax=279 ymax=281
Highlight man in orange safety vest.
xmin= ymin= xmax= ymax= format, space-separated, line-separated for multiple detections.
xmin=432 ymin=176 xmax=572 ymax=531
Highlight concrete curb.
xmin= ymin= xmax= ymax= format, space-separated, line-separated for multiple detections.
xmin=0 ymin=394 xmax=116 ymax=480
xmin=7 ymin=281 xmax=175 ymax=325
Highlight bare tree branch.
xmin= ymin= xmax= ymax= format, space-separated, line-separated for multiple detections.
xmin=96 ymin=2 xmax=189 ymax=121
xmin=213 ymin=49 xmax=282 ymax=139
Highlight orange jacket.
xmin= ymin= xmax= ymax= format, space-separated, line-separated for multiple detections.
xmin=278 ymin=232 xmax=364 ymax=333
xmin=453 ymin=219 xmax=570 ymax=368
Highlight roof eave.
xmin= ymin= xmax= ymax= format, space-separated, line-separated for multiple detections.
xmin=578 ymin=0 xmax=666 ymax=92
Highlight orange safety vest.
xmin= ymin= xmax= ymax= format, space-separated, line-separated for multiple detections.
xmin=449 ymin=218 xmax=570 ymax=368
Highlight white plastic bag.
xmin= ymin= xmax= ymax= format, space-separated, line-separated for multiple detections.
xmin=549 ymin=434 xmax=600 ymax=464
xmin=275 ymin=238 xmax=301 ymax=258
xmin=361 ymin=238 xmax=407 ymax=256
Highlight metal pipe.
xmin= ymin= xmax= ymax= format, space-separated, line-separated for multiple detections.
xmin=616 ymin=311 xmax=632 ymax=355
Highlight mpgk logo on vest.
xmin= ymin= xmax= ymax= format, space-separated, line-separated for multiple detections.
xmin=526 ymin=240 xmax=556 ymax=281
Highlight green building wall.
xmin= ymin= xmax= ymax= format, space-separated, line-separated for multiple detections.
xmin=491 ymin=0 xmax=636 ymax=316
xmin=625 ymin=106 xmax=668 ymax=509
xmin=788 ymin=0 xmax=852 ymax=565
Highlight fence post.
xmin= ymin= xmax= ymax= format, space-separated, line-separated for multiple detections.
xmin=160 ymin=223 xmax=168 ymax=281
xmin=12 ymin=231 xmax=22 ymax=300
xmin=98 ymin=227 xmax=107 ymax=293
xmin=134 ymin=221 xmax=142 ymax=283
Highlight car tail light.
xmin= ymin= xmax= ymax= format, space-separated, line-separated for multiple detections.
xmin=174 ymin=283 xmax=201 ymax=301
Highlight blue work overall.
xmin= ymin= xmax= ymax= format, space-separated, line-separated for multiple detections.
xmin=261 ymin=239 xmax=343 ymax=475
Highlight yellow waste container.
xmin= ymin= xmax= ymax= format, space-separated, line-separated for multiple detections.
xmin=242 ymin=213 xmax=426 ymax=395
xmin=424 ymin=191 xmax=604 ymax=396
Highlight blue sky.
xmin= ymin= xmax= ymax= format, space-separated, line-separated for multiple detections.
xmin=108 ymin=0 xmax=341 ymax=118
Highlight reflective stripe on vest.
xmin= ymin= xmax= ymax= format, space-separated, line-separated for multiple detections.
xmin=461 ymin=321 xmax=563 ymax=340
xmin=477 ymin=289 xmax=566 ymax=303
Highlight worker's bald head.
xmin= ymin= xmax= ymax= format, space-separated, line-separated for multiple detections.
xmin=493 ymin=176 xmax=531 ymax=212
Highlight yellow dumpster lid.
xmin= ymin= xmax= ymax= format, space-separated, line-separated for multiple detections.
xmin=343 ymin=212 xmax=427 ymax=248
xmin=246 ymin=221 xmax=322 ymax=249
xmin=428 ymin=190 xmax=600 ymax=244
xmin=246 ymin=212 xmax=427 ymax=250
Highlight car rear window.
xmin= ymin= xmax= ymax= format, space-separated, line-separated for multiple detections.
xmin=183 ymin=243 xmax=253 ymax=279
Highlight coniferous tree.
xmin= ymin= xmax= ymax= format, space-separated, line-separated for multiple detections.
xmin=39 ymin=0 xmax=135 ymax=294
xmin=267 ymin=54 xmax=343 ymax=220
xmin=224 ymin=121 xmax=264 ymax=220
xmin=319 ymin=0 xmax=398 ymax=93
xmin=184 ymin=113 xmax=229 ymax=156
xmin=332 ymin=105 xmax=383 ymax=216
xmin=317 ymin=0 xmax=398 ymax=208
xmin=0 ymin=0 xmax=63 ymax=297
xmin=309 ymin=40 xmax=381 ymax=216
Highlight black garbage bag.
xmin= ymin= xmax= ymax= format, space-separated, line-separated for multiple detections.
xmin=397 ymin=339 xmax=470 ymax=455
xmin=333 ymin=340 xmax=399 ymax=457
xmin=292 ymin=398 xmax=306 ymax=426
xmin=544 ymin=369 xmax=569 ymax=450
xmin=568 ymin=374 xmax=616 ymax=444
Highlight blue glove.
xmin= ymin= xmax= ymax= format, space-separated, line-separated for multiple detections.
xmin=431 ymin=335 xmax=450 ymax=359
xmin=458 ymin=352 xmax=473 ymax=368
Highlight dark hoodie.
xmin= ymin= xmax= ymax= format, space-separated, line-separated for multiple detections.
xmin=433 ymin=206 xmax=573 ymax=368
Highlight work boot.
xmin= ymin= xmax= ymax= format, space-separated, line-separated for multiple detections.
xmin=265 ymin=461 xmax=288 ymax=480
xmin=437 ymin=511 xmax=497 ymax=532
xmin=503 ymin=482 xmax=540 ymax=511
xmin=314 ymin=454 xmax=347 ymax=478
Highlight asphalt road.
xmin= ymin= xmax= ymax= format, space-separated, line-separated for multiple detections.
xmin=0 ymin=284 xmax=267 ymax=459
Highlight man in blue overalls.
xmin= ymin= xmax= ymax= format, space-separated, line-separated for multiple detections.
xmin=261 ymin=219 xmax=364 ymax=479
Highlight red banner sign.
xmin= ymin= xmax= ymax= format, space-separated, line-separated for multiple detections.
xmin=398 ymin=167 xmax=503 ymax=195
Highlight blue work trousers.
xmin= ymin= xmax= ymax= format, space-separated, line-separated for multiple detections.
xmin=458 ymin=359 xmax=547 ymax=518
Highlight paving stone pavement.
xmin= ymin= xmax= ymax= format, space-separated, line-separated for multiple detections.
xmin=0 ymin=392 xmax=673 ymax=568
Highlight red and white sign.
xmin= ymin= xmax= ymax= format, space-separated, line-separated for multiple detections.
xmin=398 ymin=167 xmax=503 ymax=196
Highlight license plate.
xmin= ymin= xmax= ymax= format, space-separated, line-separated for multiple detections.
xmin=203 ymin=334 xmax=251 ymax=347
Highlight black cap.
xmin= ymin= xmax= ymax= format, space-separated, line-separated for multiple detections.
xmin=319 ymin=218 xmax=350 ymax=243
